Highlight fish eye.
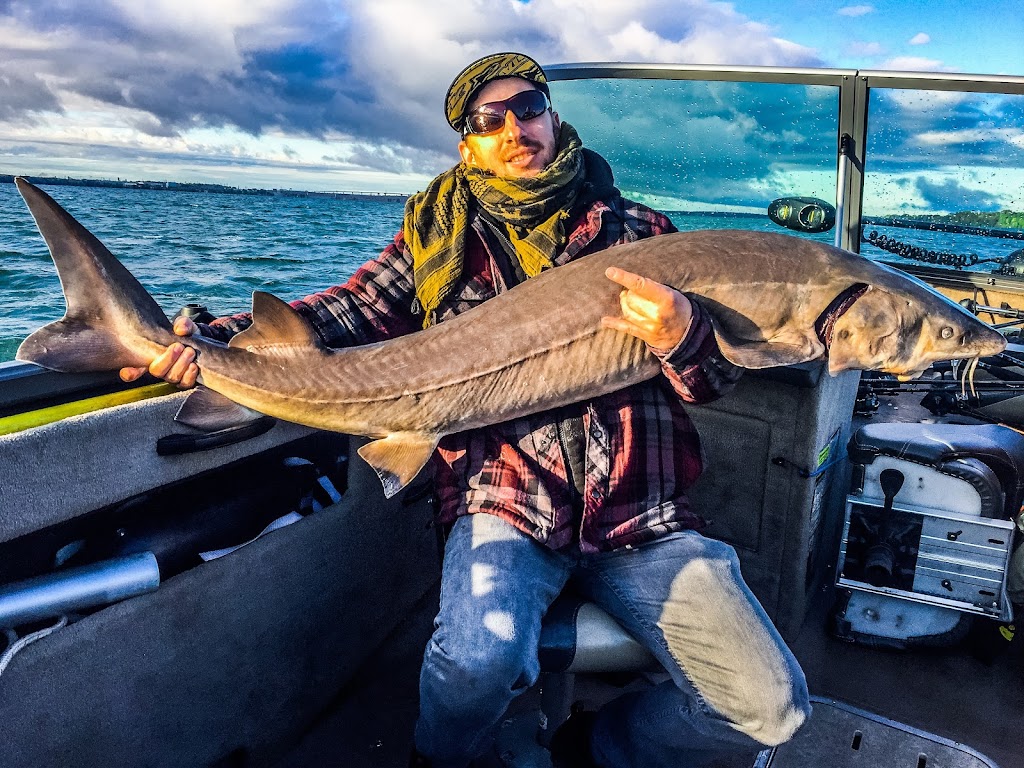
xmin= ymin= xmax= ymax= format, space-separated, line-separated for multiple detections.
xmin=940 ymin=326 xmax=954 ymax=339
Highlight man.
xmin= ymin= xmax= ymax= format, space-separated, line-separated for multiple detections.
xmin=123 ymin=52 xmax=809 ymax=768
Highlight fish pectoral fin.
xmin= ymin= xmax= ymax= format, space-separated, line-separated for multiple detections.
xmin=229 ymin=292 xmax=323 ymax=354
xmin=357 ymin=432 xmax=440 ymax=499
xmin=175 ymin=386 xmax=267 ymax=431
xmin=713 ymin=329 xmax=824 ymax=370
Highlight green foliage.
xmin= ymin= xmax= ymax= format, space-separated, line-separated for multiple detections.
xmin=998 ymin=211 xmax=1024 ymax=229
xmin=901 ymin=210 xmax=1024 ymax=230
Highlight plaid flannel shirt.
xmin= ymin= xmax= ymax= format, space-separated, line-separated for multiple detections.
xmin=203 ymin=195 xmax=742 ymax=553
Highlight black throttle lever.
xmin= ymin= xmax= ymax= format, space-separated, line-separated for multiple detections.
xmin=864 ymin=468 xmax=905 ymax=587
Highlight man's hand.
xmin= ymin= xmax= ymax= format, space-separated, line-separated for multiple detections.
xmin=601 ymin=267 xmax=692 ymax=352
xmin=119 ymin=316 xmax=200 ymax=388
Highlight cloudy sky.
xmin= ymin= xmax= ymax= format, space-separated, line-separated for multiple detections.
xmin=0 ymin=0 xmax=1022 ymax=196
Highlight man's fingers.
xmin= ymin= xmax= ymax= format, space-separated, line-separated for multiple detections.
xmin=166 ymin=345 xmax=197 ymax=386
xmin=619 ymin=287 xmax=660 ymax=319
xmin=605 ymin=267 xmax=666 ymax=299
xmin=601 ymin=314 xmax=646 ymax=337
xmin=149 ymin=343 xmax=197 ymax=385
xmin=601 ymin=315 xmax=630 ymax=333
xmin=605 ymin=267 xmax=643 ymax=292
xmin=173 ymin=316 xmax=197 ymax=337
xmin=119 ymin=327 xmax=199 ymax=388
xmin=605 ymin=278 xmax=693 ymax=351
xmin=179 ymin=362 xmax=200 ymax=389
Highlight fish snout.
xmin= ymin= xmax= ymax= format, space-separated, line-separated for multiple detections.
xmin=961 ymin=323 xmax=1008 ymax=358
xmin=915 ymin=317 xmax=1006 ymax=373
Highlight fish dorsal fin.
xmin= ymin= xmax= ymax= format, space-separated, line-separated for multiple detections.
xmin=229 ymin=291 xmax=322 ymax=353
xmin=175 ymin=386 xmax=266 ymax=430
xmin=357 ymin=432 xmax=440 ymax=499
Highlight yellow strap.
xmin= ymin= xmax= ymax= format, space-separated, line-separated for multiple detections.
xmin=0 ymin=383 xmax=177 ymax=437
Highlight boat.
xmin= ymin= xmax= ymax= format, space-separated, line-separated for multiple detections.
xmin=1 ymin=62 xmax=1023 ymax=768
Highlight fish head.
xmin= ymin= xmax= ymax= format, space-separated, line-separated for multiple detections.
xmin=827 ymin=286 xmax=904 ymax=376
xmin=827 ymin=284 xmax=1006 ymax=378
xmin=911 ymin=304 xmax=1007 ymax=371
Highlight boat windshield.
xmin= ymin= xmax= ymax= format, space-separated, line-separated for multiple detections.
xmin=547 ymin=66 xmax=1024 ymax=283
xmin=861 ymin=87 xmax=1024 ymax=277
xmin=548 ymin=77 xmax=840 ymax=246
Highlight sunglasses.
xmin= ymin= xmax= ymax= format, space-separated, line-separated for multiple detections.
xmin=462 ymin=89 xmax=550 ymax=136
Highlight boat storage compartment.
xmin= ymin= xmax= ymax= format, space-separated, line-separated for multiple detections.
xmin=0 ymin=392 xmax=441 ymax=767
xmin=687 ymin=364 xmax=861 ymax=640
xmin=839 ymin=423 xmax=1023 ymax=621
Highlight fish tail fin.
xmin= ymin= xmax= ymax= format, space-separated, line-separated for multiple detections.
xmin=14 ymin=178 xmax=174 ymax=372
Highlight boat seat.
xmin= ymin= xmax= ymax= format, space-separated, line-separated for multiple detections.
xmin=530 ymin=590 xmax=659 ymax=748
xmin=848 ymin=422 xmax=1024 ymax=520
xmin=538 ymin=590 xmax=657 ymax=675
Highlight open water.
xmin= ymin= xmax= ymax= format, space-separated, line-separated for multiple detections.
xmin=0 ymin=184 xmax=406 ymax=363
xmin=2 ymin=182 xmax=1021 ymax=363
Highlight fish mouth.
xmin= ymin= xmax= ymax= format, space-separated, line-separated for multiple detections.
xmin=895 ymin=369 xmax=927 ymax=382
xmin=892 ymin=364 xmax=933 ymax=380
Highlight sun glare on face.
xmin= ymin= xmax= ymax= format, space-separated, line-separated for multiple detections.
xmin=458 ymin=78 xmax=560 ymax=179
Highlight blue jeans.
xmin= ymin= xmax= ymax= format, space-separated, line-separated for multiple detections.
xmin=415 ymin=513 xmax=810 ymax=768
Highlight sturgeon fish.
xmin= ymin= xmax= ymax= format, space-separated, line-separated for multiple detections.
xmin=13 ymin=178 xmax=1006 ymax=495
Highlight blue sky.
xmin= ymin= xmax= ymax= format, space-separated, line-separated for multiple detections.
xmin=0 ymin=0 xmax=1021 ymax=195
xmin=757 ymin=0 xmax=1021 ymax=74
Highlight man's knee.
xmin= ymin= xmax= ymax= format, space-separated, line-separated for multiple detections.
xmin=422 ymin=628 xmax=538 ymax=694
xmin=735 ymin=679 xmax=811 ymax=747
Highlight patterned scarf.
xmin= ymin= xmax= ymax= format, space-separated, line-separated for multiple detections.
xmin=404 ymin=122 xmax=587 ymax=326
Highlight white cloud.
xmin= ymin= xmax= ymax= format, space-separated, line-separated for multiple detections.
xmin=846 ymin=41 xmax=885 ymax=57
xmin=916 ymin=128 xmax=1024 ymax=147
xmin=884 ymin=89 xmax=969 ymax=113
xmin=862 ymin=169 xmax=1022 ymax=215
xmin=281 ymin=0 xmax=822 ymax=159
xmin=0 ymin=0 xmax=824 ymax=188
xmin=838 ymin=5 xmax=874 ymax=16
xmin=909 ymin=32 xmax=930 ymax=45
xmin=0 ymin=16 xmax=61 ymax=52
xmin=521 ymin=0 xmax=820 ymax=67
xmin=881 ymin=55 xmax=949 ymax=72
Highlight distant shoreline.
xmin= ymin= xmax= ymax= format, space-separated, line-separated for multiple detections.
xmin=0 ymin=174 xmax=410 ymax=203
xmin=4 ymin=177 xmax=1022 ymax=240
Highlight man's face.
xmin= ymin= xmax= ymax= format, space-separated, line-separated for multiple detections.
xmin=458 ymin=78 xmax=561 ymax=179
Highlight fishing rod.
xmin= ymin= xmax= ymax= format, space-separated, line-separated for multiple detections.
xmin=958 ymin=299 xmax=1024 ymax=329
